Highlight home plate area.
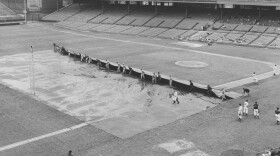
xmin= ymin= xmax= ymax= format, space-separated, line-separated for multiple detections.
xmin=155 ymin=139 xmax=209 ymax=156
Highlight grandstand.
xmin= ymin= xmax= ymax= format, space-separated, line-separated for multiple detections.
xmin=0 ymin=1 xmax=23 ymax=23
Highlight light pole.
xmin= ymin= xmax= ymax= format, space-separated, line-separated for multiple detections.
xmin=24 ymin=0 xmax=27 ymax=23
xmin=31 ymin=46 xmax=35 ymax=95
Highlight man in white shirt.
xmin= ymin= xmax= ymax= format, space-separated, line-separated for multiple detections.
xmin=238 ymin=103 xmax=243 ymax=122
xmin=243 ymin=100 xmax=249 ymax=116
xmin=252 ymin=72 xmax=258 ymax=85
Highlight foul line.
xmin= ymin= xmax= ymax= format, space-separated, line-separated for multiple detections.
xmin=0 ymin=123 xmax=88 ymax=152
xmin=31 ymin=25 xmax=275 ymax=68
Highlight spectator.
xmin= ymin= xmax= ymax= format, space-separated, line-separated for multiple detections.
xmin=122 ymin=64 xmax=126 ymax=74
xmin=140 ymin=69 xmax=145 ymax=80
xmin=152 ymin=73 xmax=156 ymax=84
xmin=117 ymin=62 xmax=121 ymax=72
xmin=173 ymin=91 xmax=179 ymax=104
xmin=221 ymin=88 xmax=226 ymax=101
xmin=189 ymin=80 xmax=194 ymax=92
xmin=157 ymin=72 xmax=161 ymax=84
xmin=105 ymin=60 xmax=110 ymax=72
xmin=129 ymin=66 xmax=133 ymax=76
xmin=207 ymin=85 xmax=212 ymax=96
xmin=169 ymin=75 xmax=173 ymax=87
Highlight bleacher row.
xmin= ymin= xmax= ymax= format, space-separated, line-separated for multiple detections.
xmin=0 ymin=2 xmax=24 ymax=22
xmin=44 ymin=4 xmax=280 ymax=49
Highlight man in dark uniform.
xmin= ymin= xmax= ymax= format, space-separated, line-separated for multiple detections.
xmin=253 ymin=102 xmax=259 ymax=119
xmin=189 ymin=80 xmax=194 ymax=92
xmin=243 ymin=88 xmax=250 ymax=96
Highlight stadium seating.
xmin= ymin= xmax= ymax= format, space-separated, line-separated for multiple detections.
xmin=157 ymin=29 xmax=187 ymax=39
xmin=250 ymin=25 xmax=268 ymax=33
xmin=234 ymin=24 xmax=253 ymax=32
xmin=138 ymin=27 xmax=168 ymax=37
xmin=188 ymin=31 xmax=212 ymax=41
xmin=258 ymin=11 xmax=280 ymax=27
xmin=179 ymin=30 xmax=198 ymax=39
xmin=121 ymin=26 xmax=150 ymax=35
xmin=90 ymin=24 xmax=116 ymax=32
xmin=206 ymin=32 xmax=228 ymax=41
xmin=89 ymin=6 xmax=128 ymax=24
xmin=235 ymin=33 xmax=260 ymax=45
xmin=43 ymin=4 xmax=82 ymax=21
xmin=216 ymin=32 xmax=244 ymax=44
xmin=76 ymin=23 xmax=100 ymax=31
xmin=265 ymin=27 xmax=280 ymax=34
xmin=66 ymin=8 xmax=102 ymax=22
xmin=219 ymin=10 xmax=258 ymax=25
xmin=104 ymin=25 xmax=132 ymax=33
xmin=220 ymin=23 xmax=238 ymax=31
xmin=268 ymin=37 xmax=280 ymax=48
xmin=0 ymin=2 xmax=16 ymax=16
xmin=175 ymin=19 xmax=198 ymax=30
xmin=250 ymin=35 xmax=276 ymax=47
xmin=0 ymin=2 xmax=23 ymax=22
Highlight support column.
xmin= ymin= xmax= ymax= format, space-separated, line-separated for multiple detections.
xmin=221 ymin=6 xmax=224 ymax=19
xmin=127 ymin=1 xmax=130 ymax=15
xmin=185 ymin=6 xmax=188 ymax=18
xmin=101 ymin=0 xmax=104 ymax=14
xmin=258 ymin=8 xmax=261 ymax=19
xmin=155 ymin=4 xmax=158 ymax=16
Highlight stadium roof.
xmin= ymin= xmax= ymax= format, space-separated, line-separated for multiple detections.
xmin=217 ymin=0 xmax=280 ymax=6
xmin=103 ymin=0 xmax=280 ymax=6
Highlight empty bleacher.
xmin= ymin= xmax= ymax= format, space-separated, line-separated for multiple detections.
xmin=118 ymin=7 xmax=155 ymax=26
xmin=104 ymin=25 xmax=132 ymax=33
xmin=189 ymin=31 xmax=212 ymax=41
xmin=43 ymin=4 xmax=82 ymax=21
xmin=157 ymin=29 xmax=187 ymax=39
xmin=0 ymin=2 xmax=16 ymax=16
xmin=76 ymin=23 xmax=100 ymax=31
xmin=66 ymin=8 xmax=102 ymax=22
xmin=250 ymin=25 xmax=268 ymax=33
xmin=216 ymin=32 xmax=245 ymax=44
xmin=90 ymin=24 xmax=116 ymax=32
xmin=89 ymin=5 xmax=128 ymax=24
xmin=121 ymin=26 xmax=150 ymax=35
xmin=138 ymin=27 xmax=168 ymax=37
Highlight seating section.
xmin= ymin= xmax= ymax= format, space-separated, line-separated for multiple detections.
xmin=265 ymin=27 xmax=280 ymax=34
xmin=250 ymin=25 xmax=268 ymax=33
xmin=139 ymin=27 xmax=168 ymax=37
xmin=43 ymin=4 xmax=81 ymax=21
xmin=48 ymin=4 xmax=280 ymax=49
xmin=0 ymin=2 xmax=23 ymax=22
xmin=104 ymin=25 xmax=132 ymax=33
xmin=216 ymin=32 xmax=244 ymax=44
xmin=89 ymin=7 xmax=127 ymax=24
xmin=189 ymin=31 xmax=212 ymax=41
xmin=234 ymin=24 xmax=253 ymax=32
xmin=157 ymin=29 xmax=187 ymax=39
xmin=268 ymin=37 xmax=280 ymax=48
xmin=220 ymin=23 xmax=238 ymax=31
xmin=0 ymin=2 xmax=16 ymax=16
xmin=207 ymin=32 xmax=228 ymax=41
xmin=76 ymin=23 xmax=100 ymax=31
xmin=250 ymin=35 xmax=276 ymax=47
xmin=67 ymin=8 xmax=101 ymax=22
xmin=235 ymin=33 xmax=259 ymax=45
xmin=121 ymin=26 xmax=150 ymax=35
xmin=90 ymin=24 xmax=116 ymax=32
xmin=175 ymin=19 xmax=198 ymax=30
